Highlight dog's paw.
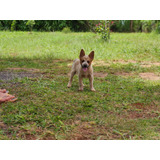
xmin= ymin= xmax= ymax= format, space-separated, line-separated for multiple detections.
xmin=78 ymin=88 xmax=83 ymax=91
xmin=67 ymin=84 xmax=71 ymax=88
xmin=91 ymin=88 xmax=96 ymax=92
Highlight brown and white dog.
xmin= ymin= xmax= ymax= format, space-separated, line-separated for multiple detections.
xmin=67 ymin=49 xmax=95 ymax=91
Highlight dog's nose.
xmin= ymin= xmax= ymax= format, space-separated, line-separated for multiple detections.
xmin=83 ymin=64 xmax=87 ymax=68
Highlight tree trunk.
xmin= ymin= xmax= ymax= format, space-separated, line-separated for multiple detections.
xmin=130 ymin=20 xmax=133 ymax=32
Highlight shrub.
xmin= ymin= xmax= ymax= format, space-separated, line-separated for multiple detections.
xmin=154 ymin=21 xmax=160 ymax=34
xmin=133 ymin=20 xmax=142 ymax=32
xmin=141 ymin=20 xmax=153 ymax=33
xmin=26 ymin=20 xmax=35 ymax=32
xmin=62 ymin=27 xmax=71 ymax=33
xmin=11 ymin=20 xmax=16 ymax=31
xmin=95 ymin=20 xmax=110 ymax=41
xmin=0 ymin=21 xmax=3 ymax=30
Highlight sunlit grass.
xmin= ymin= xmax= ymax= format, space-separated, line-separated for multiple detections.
xmin=0 ymin=31 xmax=160 ymax=140
xmin=0 ymin=31 xmax=160 ymax=61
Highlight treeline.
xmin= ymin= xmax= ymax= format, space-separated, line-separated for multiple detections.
xmin=0 ymin=20 xmax=91 ymax=32
xmin=0 ymin=20 xmax=160 ymax=33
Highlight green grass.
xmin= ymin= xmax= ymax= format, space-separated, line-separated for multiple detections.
xmin=0 ymin=31 xmax=160 ymax=61
xmin=0 ymin=31 xmax=160 ymax=140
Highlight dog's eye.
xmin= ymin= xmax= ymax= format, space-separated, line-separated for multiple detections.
xmin=82 ymin=60 xmax=84 ymax=63
xmin=87 ymin=61 xmax=90 ymax=63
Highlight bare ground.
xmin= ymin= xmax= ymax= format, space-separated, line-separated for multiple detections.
xmin=139 ymin=73 xmax=160 ymax=80
xmin=0 ymin=71 xmax=41 ymax=81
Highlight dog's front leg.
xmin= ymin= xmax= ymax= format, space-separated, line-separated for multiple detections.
xmin=67 ymin=71 xmax=76 ymax=88
xmin=89 ymin=75 xmax=95 ymax=92
xmin=78 ymin=75 xmax=83 ymax=91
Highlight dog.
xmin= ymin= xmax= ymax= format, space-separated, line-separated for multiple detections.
xmin=67 ymin=49 xmax=95 ymax=91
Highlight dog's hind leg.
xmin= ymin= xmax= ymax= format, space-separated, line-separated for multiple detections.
xmin=67 ymin=70 xmax=76 ymax=88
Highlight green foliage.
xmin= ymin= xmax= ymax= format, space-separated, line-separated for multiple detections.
xmin=87 ymin=20 xmax=100 ymax=32
xmin=11 ymin=20 xmax=16 ymax=31
xmin=110 ymin=20 xmax=130 ymax=32
xmin=26 ymin=20 xmax=35 ymax=32
xmin=0 ymin=20 xmax=160 ymax=33
xmin=133 ymin=20 xmax=142 ymax=32
xmin=155 ymin=21 xmax=160 ymax=34
xmin=95 ymin=20 xmax=110 ymax=41
xmin=0 ymin=21 xmax=3 ymax=30
xmin=0 ymin=20 xmax=91 ymax=32
xmin=116 ymin=20 xmax=131 ymax=32
xmin=0 ymin=20 xmax=12 ymax=30
xmin=141 ymin=20 xmax=152 ymax=32
xmin=62 ymin=27 xmax=71 ymax=33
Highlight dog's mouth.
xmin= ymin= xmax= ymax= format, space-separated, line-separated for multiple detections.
xmin=82 ymin=67 xmax=88 ymax=72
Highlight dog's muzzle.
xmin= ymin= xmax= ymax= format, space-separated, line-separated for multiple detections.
xmin=82 ymin=63 xmax=89 ymax=72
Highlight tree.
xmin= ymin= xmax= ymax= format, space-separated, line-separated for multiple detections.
xmin=130 ymin=20 xmax=133 ymax=32
xmin=26 ymin=20 xmax=35 ymax=32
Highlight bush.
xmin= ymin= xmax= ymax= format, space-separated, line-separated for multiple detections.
xmin=133 ymin=20 xmax=142 ymax=32
xmin=62 ymin=27 xmax=71 ymax=33
xmin=0 ymin=21 xmax=3 ymax=30
xmin=0 ymin=20 xmax=160 ymax=33
xmin=111 ymin=20 xmax=131 ymax=32
xmin=95 ymin=20 xmax=110 ymax=41
xmin=11 ymin=20 xmax=16 ymax=31
xmin=26 ymin=20 xmax=35 ymax=32
xmin=141 ymin=20 xmax=152 ymax=32
xmin=155 ymin=21 xmax=160 ymax=34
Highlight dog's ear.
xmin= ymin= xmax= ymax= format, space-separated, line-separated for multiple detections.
xmin=89 ymin=51 xmax=94 ymax=60
xmin=80 ymin=49 xmax=85 ymax=59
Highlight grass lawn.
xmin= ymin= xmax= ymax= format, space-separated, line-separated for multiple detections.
xmin=0 ymin=31 xmax=160 ymax=139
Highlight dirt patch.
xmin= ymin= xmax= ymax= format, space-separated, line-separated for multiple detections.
xmin=0 ymin=121 xmax=8 ymax=130
xmin=68 ymin=120 xmax=119 ymax=140
xmin=7 ymin=68 xmax=40 ymax=72
xmin=140 ymin=64 xmax=152 ymax=68
xmin=126 ymin=110 xmax=159 ymax=119
xmin=68 ymin=59 xmax=160 ymax=68
xmin=67 ymin=63 xmax=72 ymax=67
xmin=53 ymin=59 xmax=70 ymax=63
xmin=140 ymin=62 xmax=160 ymax=68
xmin=93 ymin=60 xmax=110 ymax=67
xmin=94 ymin=72 xmax=108 ymax=78
xmin=94 ymin=60 xmax=137 ymax=66
xmin=114 ymin=72 xmax=134 ymax=77
xmin=66 ymin=114 xmax=114 ymax=140
xmin=139 ymin=73 xmax=160 ymax=80
xmin=112 ymin=60 xmax=160 ymax=68
xmin=112 ymin=60 xmax=137 ymax=64
xmin=131 ymin=103 xmax=160 ymax=111
xmin=119 ymin=103 xmax=160 ymax=119
xmin=0 ymin=71 xmax=41 ymax=81
xmin=68 ymin=121 xmax=98 ymax=140
xmin=23 ymin=133 xmax=37 ymax=140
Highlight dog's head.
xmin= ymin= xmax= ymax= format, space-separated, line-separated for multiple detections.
xmin=79 ymin=49 xmax=94 ymax=72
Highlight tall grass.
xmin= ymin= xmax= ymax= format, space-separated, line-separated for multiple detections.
xmin=0 ymin=31 xmax=160 ymax=61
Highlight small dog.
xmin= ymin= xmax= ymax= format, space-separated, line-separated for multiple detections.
xmin=67 ymin=49 xmax=95 ymax=91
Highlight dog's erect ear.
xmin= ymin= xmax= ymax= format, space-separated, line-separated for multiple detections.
xmin=89 ymin=51 xmax=94 ymax=60
xmin=80 ymin=49 xmax=85 ymax=59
